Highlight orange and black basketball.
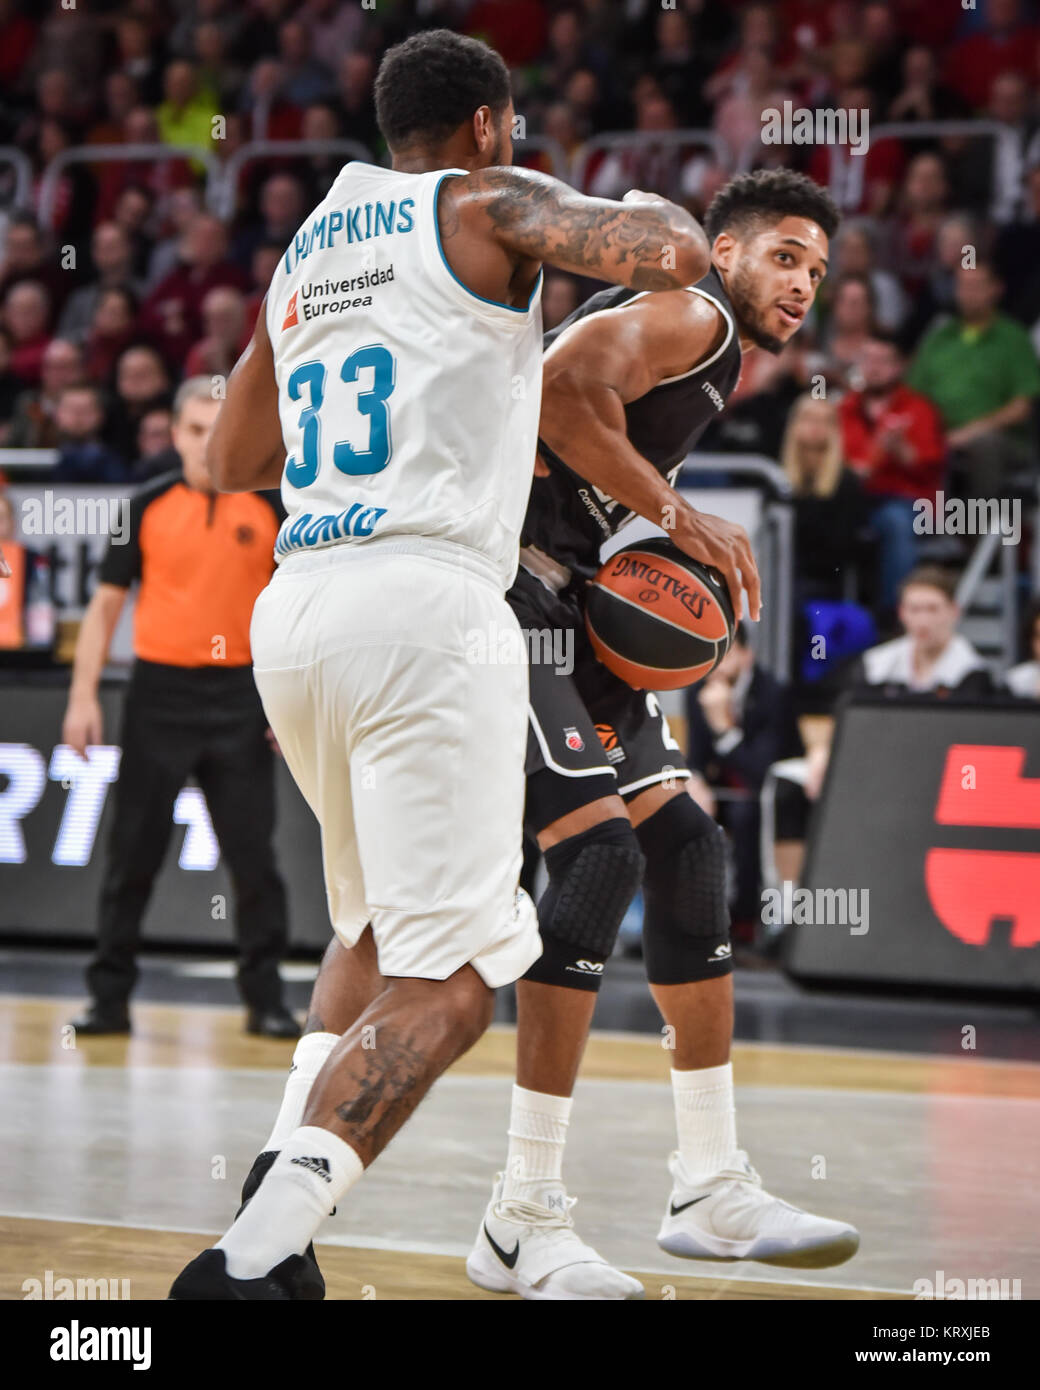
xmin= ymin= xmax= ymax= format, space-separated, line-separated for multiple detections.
xmin=584 ymin=537 xmax=735 ymax=690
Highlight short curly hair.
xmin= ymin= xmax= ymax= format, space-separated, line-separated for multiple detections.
xmin=374 ymin=29 xmax=511 ymax=151
xmin=704 ymin=170 xmax=841 ymax=243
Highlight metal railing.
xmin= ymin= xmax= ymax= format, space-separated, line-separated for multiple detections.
xmin=0 ymin=449 xmax=59 ymax=471
xmin=679 ymin=452 xmax=794 ymax=681
xmin=212 ymin=138 xmax=374 ymax=218
xmin=512 ymin=136 xmax=570 ymax=183
xmin=571 ymin=129 xmax=729 ymax=193
xmin=0 ymin=145 xmax=34 ymax=210
xmin=955 ymin=526 xmax=1020 ymax=669
xmin=37 ymin=143 xmax=221 ymax=232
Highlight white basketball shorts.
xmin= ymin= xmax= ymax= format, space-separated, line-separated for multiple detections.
xmin=249 ymin=535 xmax=541 ymax=988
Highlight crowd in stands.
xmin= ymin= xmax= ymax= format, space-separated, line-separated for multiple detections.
xmin=0 ymin=1 xmax=1037 ymax=674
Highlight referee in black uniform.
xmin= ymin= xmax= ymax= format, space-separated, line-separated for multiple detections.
xmin=63 ymin=377 xmax=299 ymax=1037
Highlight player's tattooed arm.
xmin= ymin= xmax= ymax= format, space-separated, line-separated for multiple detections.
xmin=448 ymin=168 xmax=711 ymax=293
xmin=207 ymin=294 xmax=286 ymax=492
xmin=539 ymin=294 xmax=762 ymax=620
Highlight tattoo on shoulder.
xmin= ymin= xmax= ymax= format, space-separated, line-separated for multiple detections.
xmin=465 ymin=168 xmax=689 ymax=291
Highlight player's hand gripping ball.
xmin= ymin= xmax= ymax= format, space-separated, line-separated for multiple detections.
xmin=585 ymin=537 xmax=736 ymax=690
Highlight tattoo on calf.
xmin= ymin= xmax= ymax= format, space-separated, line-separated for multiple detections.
xmin=333 ymin=1033 xmax=429 ymax=1153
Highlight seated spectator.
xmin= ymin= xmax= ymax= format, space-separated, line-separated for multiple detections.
xmin=684 ymin=624 xmax=805 ymax=934
xmin=298 ymin=103 xmax=346 ymax=201
xmin=31 ymin=116 xmax=96 ymax=248
xmin=93 ymin=106 xmax=196 ymax=226
xmin=541 ymin=272 xmax=581 ymax=333
xmin=57 ymin=222 xmax=143 ymax=343
xmin=899 ymin=212 xmax=977 ymax=349
xmin=238 ymin=58 xmax=303 ymax=143
xmin=277 ymin=17 xmax=335 ymax=108
xmin=52 ymin=385 xmax=127 ymax=483
xmin=907 ymin=260 xmax=1040 ymax=500
xmin=106 ymin=344 xmax=172 ymax=463
xmin=6 ymin=336 xmax=84 ymax=447
xmin=942 ymin=0 xmax=1039 ymax=112
xmin=331 ymin=51 xmax=379 ymax=151
xmin=83 ymin=286 xmax=140 ymax=384
xmin=982 ymin=71 xmax=1038 ymax=226
xmin=145 ymin=188 xmax=204 ymax=290
xmin=132 ymin=405 xmax=176 ymax=481
xmin=0 ymin=327 xmax=23 ymax=443
xmin=831 ymin=220 xmax=906 ymax=334
xmin=243 ymin=240 xmax=284 ymax=339
xmin=1004 ymin=599 xmax=1040 ymax=698
xmin=844 ymin=566 xmax=993 ymax=696
xmin=995 ymin=163 xmax=1040 ymax=329
xmin=806 ymin=81 xmax=906 ymax=220
xmin=648 ymin=8 xmax=712 ymax=127
xmin=112 ymin=13 xmax=164 ymax=106
xmin=301 ymin=0 xmax=365 ymax=72
xmin=231 ymin=173 xmax=305 ymax=272
xmin=156 ymin=60 xmax=219 ymax=157
xmin=111 ymin=185 xmax=158 ymax=281
xmin=887 ymin=152 xmax=951 ymax=297
xmin=3 ymin=281 xmax=54 ymax=386
xmin=588 ymin=85 xmax=693 ymax=201
xmin=887 ymin=43 xmax=968 ymax=124
xmin=0 ymin=212 xmax=67 ymax=311
xmin=782 ymin=393 xmax=868 ymax=598
xmin=140 ymin=214 xmax=248 ymax=365
xmin=839 ymin=334 xmax=946 ymax=611
xmin=184 ymin=286 xmax=247 ymax=378
xmin=703 ymin=340 xmax=814 ymax=459
xmin=193 ymin=20 xmax=246 ymax=110
xmin=819 ymin=274 xmax=877 ymax=387
xmin=85 ymin=71 xmax=140 ymax=150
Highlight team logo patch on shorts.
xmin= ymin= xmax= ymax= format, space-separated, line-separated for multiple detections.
xmin=595 ymin=723 xmax=626 ymax=765
xmin=564 ymin=726 xmax=584 ymax=752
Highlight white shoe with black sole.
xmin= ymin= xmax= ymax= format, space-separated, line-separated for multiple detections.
xmin=657 ymin=1149 xmax=860 ymax=1269
xmin=467 ymin=1175 xmax=644 ymax=1300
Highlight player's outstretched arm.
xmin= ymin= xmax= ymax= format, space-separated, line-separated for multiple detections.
xmin=539 ymin=292 xmax=761 ymax=621
xmin=207 ymin=297 xmax=286 ymax=492
xmin=452 ymin=168 xmax=710 ymax=292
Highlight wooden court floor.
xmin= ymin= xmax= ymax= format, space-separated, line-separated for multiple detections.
xmin=3 ymin=996 xmax=1038 ymax=1301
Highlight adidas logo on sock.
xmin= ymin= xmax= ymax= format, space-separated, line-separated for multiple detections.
xmin=290 ymin=1155 xmax=333 ymax=1182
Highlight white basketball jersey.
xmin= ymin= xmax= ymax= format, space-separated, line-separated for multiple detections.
xmin=265 ymin=161 xmax=543 ymax=589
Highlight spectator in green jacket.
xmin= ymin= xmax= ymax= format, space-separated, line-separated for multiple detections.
xmin=907 ymin=259 xmax=1040 ymax=499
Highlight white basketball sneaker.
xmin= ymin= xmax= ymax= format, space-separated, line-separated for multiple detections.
xmin=466 ymin=1175 xmax=644 ymax=1300
xmin=657 ymin=1150 xmax=860 ymax=1268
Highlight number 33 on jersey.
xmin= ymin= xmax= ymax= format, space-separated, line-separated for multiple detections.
xmin=267 ymin=160 xmax=543 ymax=587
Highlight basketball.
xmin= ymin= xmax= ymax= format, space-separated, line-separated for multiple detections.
xmin=584 ymin=537 xmax=736 ymax=690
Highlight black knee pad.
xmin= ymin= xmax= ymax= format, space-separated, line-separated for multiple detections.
xmin=523 ymin=818 xmax=645 ymax=992
xmin=636 ymin=795 xmax=733 ymax=984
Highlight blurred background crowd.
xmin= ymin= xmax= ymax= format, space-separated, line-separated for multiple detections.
xmin=0 ymin=0 xmax=1037 ymax=700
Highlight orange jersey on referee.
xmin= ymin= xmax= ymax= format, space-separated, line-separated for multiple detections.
xmin=98 ymin=471 xmax=283 ymax=667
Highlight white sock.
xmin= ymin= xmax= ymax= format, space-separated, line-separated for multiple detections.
xmin=262 ymin=1032 xmax=339 ymax=1152
xmin=217 ymin=1125 xmax=363 ymax=1280
xmin=502 ymin=1085 xmax=572 ymax=1196
xmin=671 ymin=1062 xmax=739 ymax=1181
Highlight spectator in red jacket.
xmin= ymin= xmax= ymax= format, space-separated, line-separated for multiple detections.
xmin=942 ymin=0 xmax=1040 ymax=111
xmin=140 ymin=214 xmax=248 ymax=365
xmin=840 ymin=333 xmax=946 ymax=610
xmin=3 ymin=281 xmax=53 ymax=386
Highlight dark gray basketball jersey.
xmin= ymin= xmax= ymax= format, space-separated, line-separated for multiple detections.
xmin=521 ymin=264 xmax=742 ymax=574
